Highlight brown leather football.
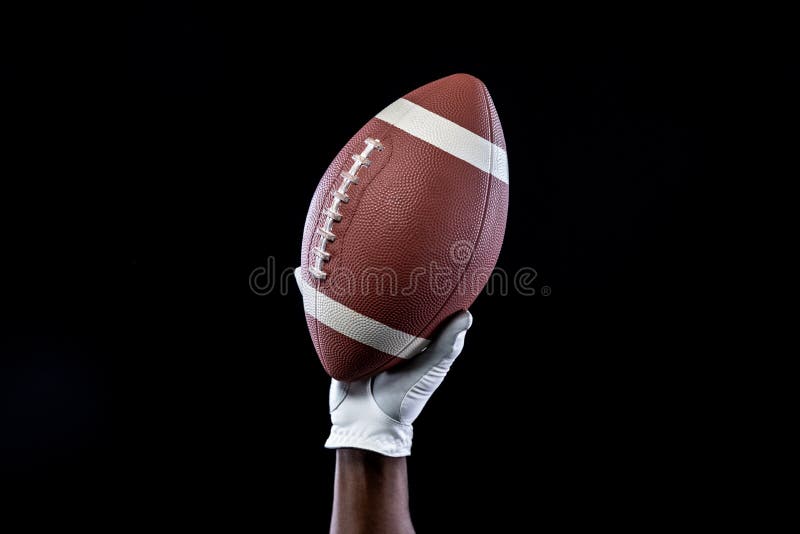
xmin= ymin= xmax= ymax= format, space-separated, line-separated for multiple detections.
xmin=298 ymin=74 xmax=508 ymax=381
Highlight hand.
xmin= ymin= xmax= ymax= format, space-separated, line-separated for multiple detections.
xmin=324 ymin=310 xmax=472 ymax=457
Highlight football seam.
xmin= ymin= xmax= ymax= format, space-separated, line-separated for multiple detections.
xmin=388 ymin=82 xmax=497 ymax=358
xmin=324 ymin=122 xmax=395 ymax=280
xmin=310 ymin=121 xmax=395 ymax=379
xmin=322 ymin=125 xmax=396 ymax=379
xmin=314 ymin=98 xmax=422 ymax=380
xmin=308 ymin=128 xmax=384 ymax=352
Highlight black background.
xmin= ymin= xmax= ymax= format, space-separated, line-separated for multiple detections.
xmin=1 ymin=5 xmax=767 ymax=530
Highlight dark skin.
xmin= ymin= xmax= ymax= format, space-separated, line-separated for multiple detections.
xmin=331 ymin=449 xmax=414 ymax=534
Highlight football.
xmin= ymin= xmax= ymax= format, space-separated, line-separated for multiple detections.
xmin=297 ymin=74 xmax=508 ymax=381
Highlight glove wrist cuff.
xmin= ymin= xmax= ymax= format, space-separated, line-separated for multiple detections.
xmin=325 ymin=424 xmax=412 ymax=457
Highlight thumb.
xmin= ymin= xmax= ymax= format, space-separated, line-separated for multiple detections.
xmin=328 ymin=379 xmax=350 ymax=413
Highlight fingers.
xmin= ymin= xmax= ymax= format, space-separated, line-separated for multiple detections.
xmin=370 ymin=310 xmax=473 ymax=423
xmin=387 ymin=310 xmax=472 ymax=376
xmin=427 ymin=310 xmax=472 ymax=354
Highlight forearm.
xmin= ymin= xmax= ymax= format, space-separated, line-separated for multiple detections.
xmin=330 ymin=449 xmax=414 ymax=534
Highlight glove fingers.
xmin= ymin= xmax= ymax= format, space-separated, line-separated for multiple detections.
xmin=401 ymin=310 xmax=472 ymax=374
xmin=398 ymin=321 xmax=470 ymax=422
xmin=372 ymin=310 xmax=472 ymax=421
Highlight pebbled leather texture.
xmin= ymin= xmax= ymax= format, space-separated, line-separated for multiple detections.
xmin=300 ymin=74 xmax=509 ymax=381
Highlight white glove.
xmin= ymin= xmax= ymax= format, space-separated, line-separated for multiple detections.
xmin=324 ymin=310 xmax=472 ymax=457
